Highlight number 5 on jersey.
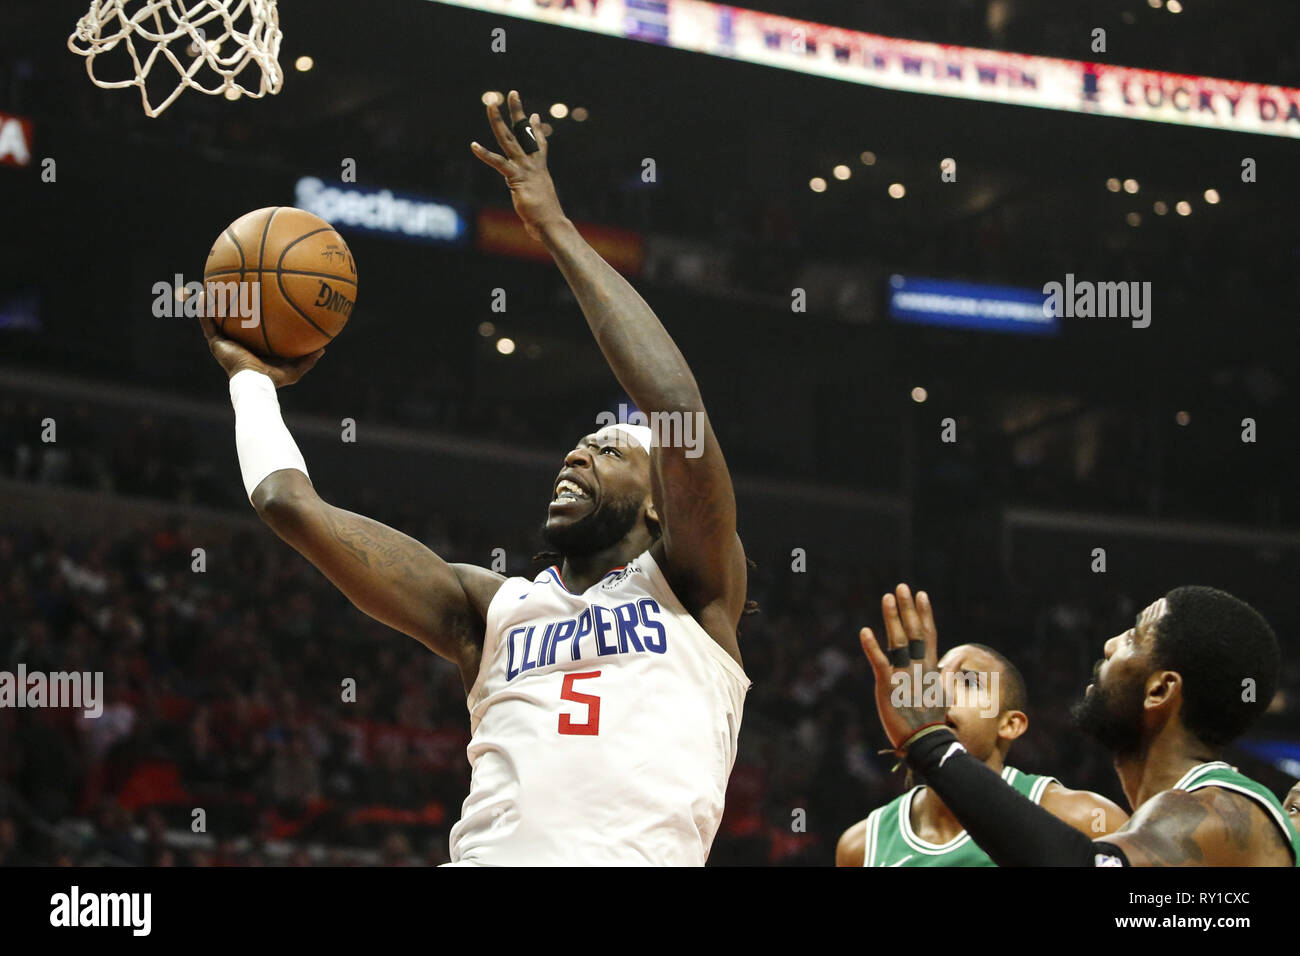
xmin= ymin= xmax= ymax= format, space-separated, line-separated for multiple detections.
xmin=558 ymin=671 xmax=601 ymax=736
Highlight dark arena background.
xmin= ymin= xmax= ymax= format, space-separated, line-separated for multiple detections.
xmin=1 ymin=0 xmax=1298 ymax=882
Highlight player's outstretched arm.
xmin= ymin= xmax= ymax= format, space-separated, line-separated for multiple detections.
xmin=252 ymin=471 xmax=500 ymax=678
xmin=471 ymin=92 xmax=746 ymax=659
xmin=200 ymin=316 xmax=501 ymax=687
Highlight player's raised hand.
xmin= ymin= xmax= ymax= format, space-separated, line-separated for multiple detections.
xmin=470 ymin=90 xmax=567 ymax=240
xmin=199 ymin=313 xmax=324 ymax=388
xmin=859 ymin=584 xmax=948 ymax=753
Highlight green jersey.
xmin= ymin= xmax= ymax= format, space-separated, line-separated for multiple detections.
xmin=1171 ymin=761 xmax=1299 ymax=866
xmin=863 ymin=765 xmax=1058 ymax=867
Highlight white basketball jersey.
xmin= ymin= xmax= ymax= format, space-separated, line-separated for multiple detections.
xmin=448 ymin=549 xmax=750 ymax=866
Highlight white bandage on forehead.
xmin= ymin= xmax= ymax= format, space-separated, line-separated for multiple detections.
xmin=604 ymin=422 xmax=654 ymax=451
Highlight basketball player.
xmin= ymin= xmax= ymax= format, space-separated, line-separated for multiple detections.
xmin=836 ymin=642 xmax=1127 ymax=866
xmin=198 ymin=90 xmax=750 ymax=865
xmin=860 ymin=584 xmax=1299 ymax=865
xmin=1285 ymin=781 xmax=1300 ymax=838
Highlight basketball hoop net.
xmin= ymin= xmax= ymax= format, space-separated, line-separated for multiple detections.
xmin=68 ymin=1 xmax=283 ymax=118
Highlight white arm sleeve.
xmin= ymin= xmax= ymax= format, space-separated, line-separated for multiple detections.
xmin=229 ymin=369 xmax=309 ymax=502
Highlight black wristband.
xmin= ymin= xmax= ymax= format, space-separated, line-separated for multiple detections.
xmin=904 ymin=725 xmax=960 ymax=767
xmin=908 ymin=640 xmax=926 ymax=660
xmin=887 ymin=646 xmax=911 ymax=667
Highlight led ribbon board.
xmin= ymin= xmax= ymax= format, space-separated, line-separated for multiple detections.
xmin=889 ymin=275 xmax=1057 ymax=336
xmin=427 ymin=0 xmax=1300 ymax=138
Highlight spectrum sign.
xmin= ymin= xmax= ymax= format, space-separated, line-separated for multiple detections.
xmin=294 ymin=177 xmax=469 ymax=245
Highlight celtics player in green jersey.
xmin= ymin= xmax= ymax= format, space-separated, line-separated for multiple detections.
xmin=1286 ymin=781 xmax=1299 ymax=838
xmin=861 ymin=584 xmax=1299 ymax=866
xmin=837 ymin=642 xmax=1127 ymax=866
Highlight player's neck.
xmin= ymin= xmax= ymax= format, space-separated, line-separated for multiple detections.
xmin=558 ymin=539 xmax=648 ymax=593
xmin=913 ymin=786 xmax=966 ymax=844
xmin=1114 ymin=725 xmax=1218 ymax=811
xmin=917 ymin=752 xmax=1004 ymax=841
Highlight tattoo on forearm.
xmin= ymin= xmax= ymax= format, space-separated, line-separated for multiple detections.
xmin=325 ymin=510 xmax=421 ymax=579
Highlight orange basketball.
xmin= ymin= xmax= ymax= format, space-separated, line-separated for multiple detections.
xmin=203 ymin=206 xmax=357 ymax=359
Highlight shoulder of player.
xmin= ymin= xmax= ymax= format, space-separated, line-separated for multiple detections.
xmin=1038 ymin=781 xmax=1129 ymax=835
xmin=647 ymin=528 xmax=743 ymax=580
xmin=835 ymin=818 xmax=869 ymax=867
xmin=1186 ymin=784 xmax=1295 ymax=865
xmin=449 ymin=562 xmax=507 ymax=620
xmin=650 ymin=531 xmax=747 ymax=598
xmin=648 ymin=536 xmax=747 ymax=665
xmin=447 ymin=563 xmax=507 ymax=677
xmin=1108 ymin=786 xmax=1291 ymax=866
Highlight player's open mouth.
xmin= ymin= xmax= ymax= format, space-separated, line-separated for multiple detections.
xmin=551 ymin=477 xmax=592 ymax=507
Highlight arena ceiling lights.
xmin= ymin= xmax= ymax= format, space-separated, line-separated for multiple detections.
xmin=426 ymin=0 xmax=1300 ymax=138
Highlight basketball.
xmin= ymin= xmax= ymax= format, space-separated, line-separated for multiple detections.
xmin=203 ymin=206 xmax=357 ymax=359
